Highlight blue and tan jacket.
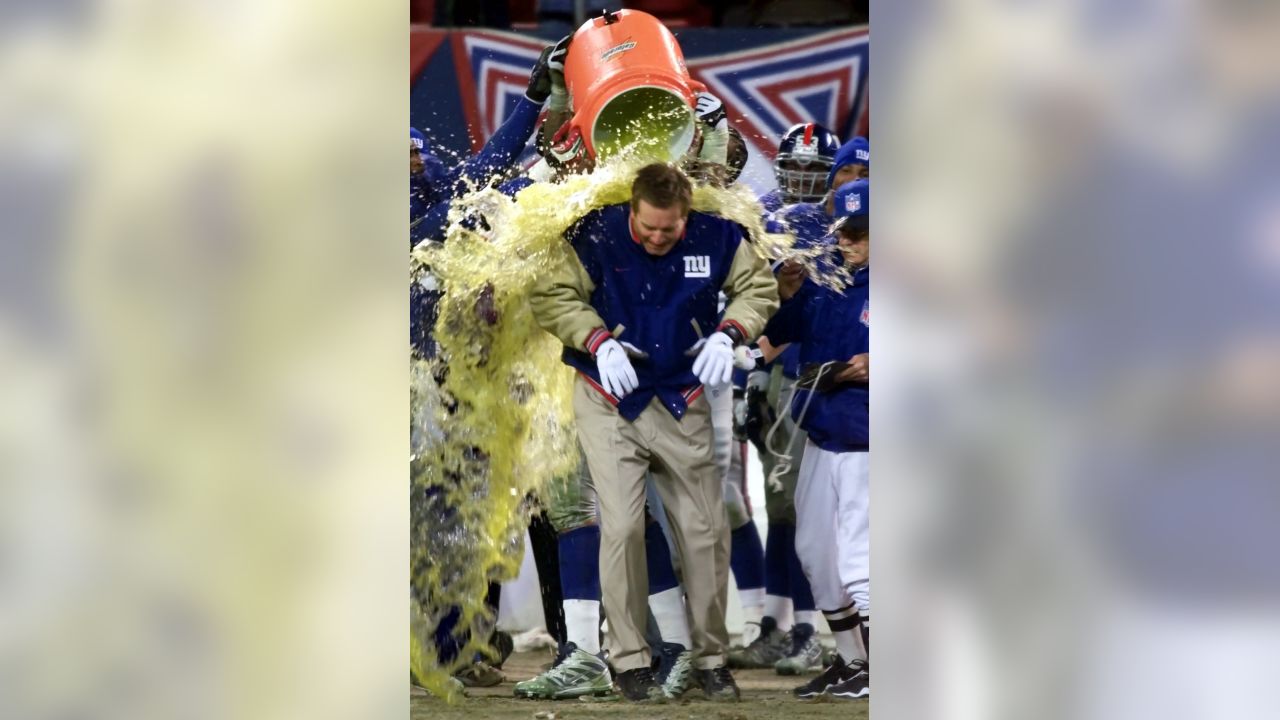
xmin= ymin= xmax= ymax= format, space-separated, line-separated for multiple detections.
xmin=532 ymin=203 xmax=778 ymax=421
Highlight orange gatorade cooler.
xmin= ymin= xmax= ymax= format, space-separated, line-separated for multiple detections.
xmin=563 ymin=9 xmax=706 ymax=161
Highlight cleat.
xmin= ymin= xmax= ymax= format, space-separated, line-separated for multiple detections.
xmin=513 ymin=643 xmax=613 ymax=700
xmin=696 ymin=666 xmax=740 ymax=701
xmin=793 ymin=655 xmax=865 ymax=699
xmin=654 ymin=642 xmax=694 ymax=699
xmin=727 ymin=618 xmax=790 ymax=669
xmin=828 ymin=661 xmax=870 ymax=699
xmin=774 ymin=623 xmax=824 ymax=675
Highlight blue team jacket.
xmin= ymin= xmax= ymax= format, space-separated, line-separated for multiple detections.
xmin=762 ymin=265 xmax=869 ymax=452
xmin=768 ymin=200 xmax=838 ymax=378
xmin=562 ymin=204 xmax=750 ymax=421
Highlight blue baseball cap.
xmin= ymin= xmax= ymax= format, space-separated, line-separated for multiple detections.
xmin=832 ymin=179 xmax=868 ymax=232
xmin=826 ymin=136 xmax=869 ymax=189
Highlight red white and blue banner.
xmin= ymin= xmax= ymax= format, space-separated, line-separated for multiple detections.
xmin=411 ymin=25 xmax=868 ymax=194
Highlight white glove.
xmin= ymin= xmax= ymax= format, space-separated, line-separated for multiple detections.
xmin=618 ymin=340 xmax=650 ymax=360
xmin=691 ymin=331 xmax=735 ymax=388
xmin=595 ymin=338 xmax=638 ymax=398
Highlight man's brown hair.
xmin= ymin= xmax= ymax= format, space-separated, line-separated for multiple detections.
xmin=631 ymin=163 xmax=693 ymax=215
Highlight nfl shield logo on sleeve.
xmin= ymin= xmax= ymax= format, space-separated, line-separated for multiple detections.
xmin=860 ymin=299 xmax=869 ymax=327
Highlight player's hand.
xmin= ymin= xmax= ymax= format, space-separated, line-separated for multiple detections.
xmin=526 ymin=46 xmax=554 ymax=104
xmin=836 ymin=353 xmax=868 ymax=383
xmin=693 ymin=92 xmax=730 ymax=171
xmin=549 ymin=122 xmax=588 ymax=167
xmin=595 ymin=339 xmax=638 ymax=398
xmin=547 ymin=34 xmax=571 ymax=86
xmin=734 ymin=343 xmax=765 ymax=371
xmin=692 ymin=331 xmax=735 ymax=388
xmin=694 ymin=91 xmax=727 ymax=131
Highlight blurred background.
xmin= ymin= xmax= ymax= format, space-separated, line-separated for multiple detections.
xmin=874 ymin=1 xmax=1280 ymax=719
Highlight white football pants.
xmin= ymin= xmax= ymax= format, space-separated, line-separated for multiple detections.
xmin=793 ymin=441 xmax=869 ymax=614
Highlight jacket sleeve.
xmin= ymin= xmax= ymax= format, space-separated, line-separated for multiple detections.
xmin=719 ymin=231 xmax=780 ymax=341
xmin=530 ymin=240 xmax=606 ymax=351
xmin=761 ymin=281 xmax=813 ymax=347
xmin=411 ymin=197 xmax=451 ymax=246
xmin=453 ymin=96 xmax=542 ymax=190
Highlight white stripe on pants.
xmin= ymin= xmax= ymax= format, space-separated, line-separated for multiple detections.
xmin=793 ymin=440 xmax=869 ymax=613
xmin=709 ymin=384 xmax=751 ymax=529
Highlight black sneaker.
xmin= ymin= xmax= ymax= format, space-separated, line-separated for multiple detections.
xmin=696 ymin=666 xmax=740 ymax=701
xmin=793 ymin=654 xmax=863 ymax=699
xmin=615 ymin=666 xmax=664 ymax=702
xmin=828 ymin=660 xmax=869 ymax=699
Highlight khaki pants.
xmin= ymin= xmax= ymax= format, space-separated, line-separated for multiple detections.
xmin=573 ymin=377 xmax=731 ymax=671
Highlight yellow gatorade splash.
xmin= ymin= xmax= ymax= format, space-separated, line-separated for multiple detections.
xmin=408 ymin=132 xmax=849 ymax=700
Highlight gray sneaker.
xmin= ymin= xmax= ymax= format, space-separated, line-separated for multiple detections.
xmin=513 ymin=643 xmax=613 ymax=699
xmin=727 ymin=620 xmax=789 ymax=669
xmin=774 ymin=624 xmax=824 ymax=675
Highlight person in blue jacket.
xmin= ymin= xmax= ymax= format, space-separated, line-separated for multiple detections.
xmin=531 ymin=163 xmax=778 ymax=703
xmin=729 ymin=134 xmax=872 ymax=674
xmin=410 ymin=37 xmax=570 ymax=697
xmin=759 ymin=178 xmax=870 ymax=702
xmin=410 ymin=36 xmax=569 ymax=248
xmin=411 ymin=36 xmax=571 ymax=360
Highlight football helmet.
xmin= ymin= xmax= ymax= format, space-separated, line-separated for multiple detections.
xmin=774 ymin=123 xmax=841 ymax=203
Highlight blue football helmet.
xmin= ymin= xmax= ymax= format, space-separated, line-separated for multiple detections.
xmin=774 ymin=123 xmax=841 ymax=203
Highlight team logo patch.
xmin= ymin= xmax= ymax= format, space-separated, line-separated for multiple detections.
xmin=601 ymin=40 xmax=637 ymax=62
xmin=856 ymin=148 xmax=870 ymax=162
xmin=845 ymin=193 xmax=862 ymax=213
xmin=860 ymin=299 xmax=869 ymax=327
xmin=684 ymin=255 xmax=711 ymax=278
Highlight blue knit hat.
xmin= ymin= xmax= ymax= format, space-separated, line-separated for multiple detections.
xmin=826 ymin=136 xmax=870 ymax=189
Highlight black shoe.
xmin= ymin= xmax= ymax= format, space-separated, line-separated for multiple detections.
xmin=793 ymin=654 xmax=863 ymax=699
xmin=828 ymin=660 xmax=869 ymax=699
xmin=615 ymin=666 xmax=664 ymax=702
xmin=489 ymin=630 xmax=514 ymax=669
xmin=696 ymin=666 xmax=740 ymax=701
